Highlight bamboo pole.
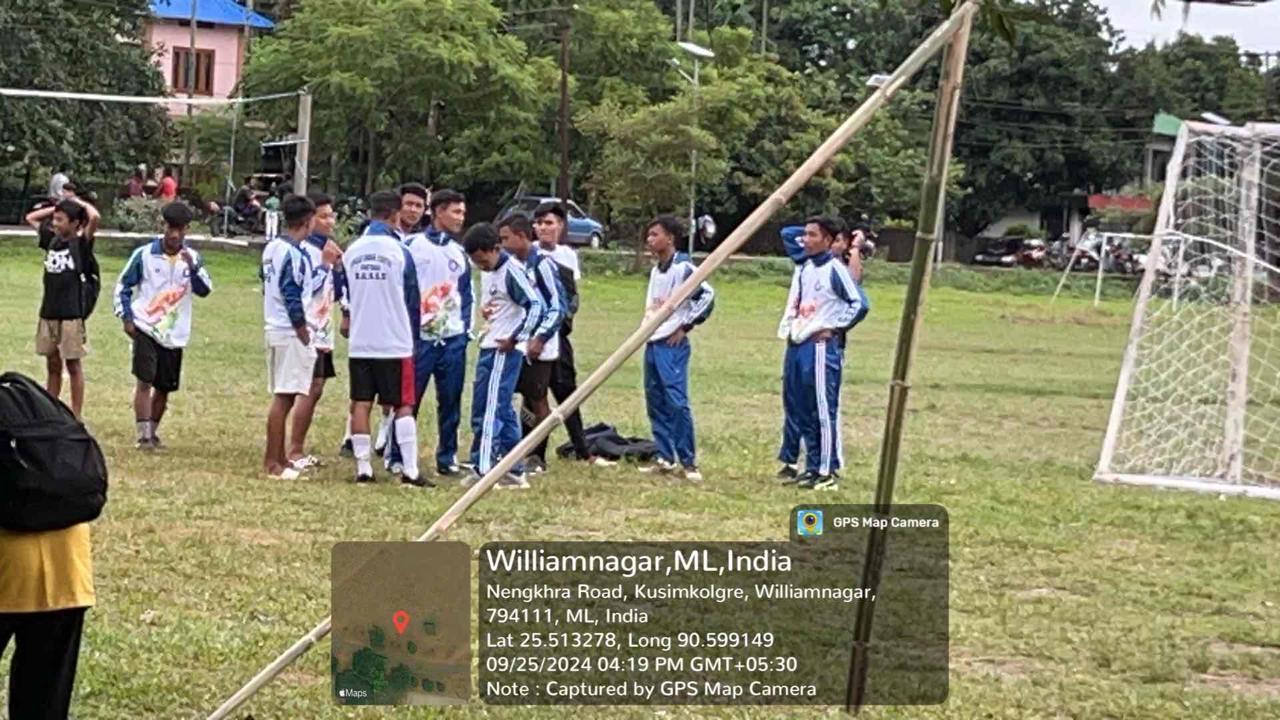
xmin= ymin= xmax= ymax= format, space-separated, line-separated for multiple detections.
xmin=845 ymin=8 xmax=974 ymax=713
xmin=206 ymin=4 xmax=980 ymax=717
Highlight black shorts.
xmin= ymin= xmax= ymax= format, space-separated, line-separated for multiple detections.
xmin=314 ymin=350 xmax=336 ymax=379
xmin=132 ymin=332 xmax=183 ymax=393
xmin=517 ymin=359 xmax=555 ymax=402
xmin=349 ymin=357 xmax=413 ymax=407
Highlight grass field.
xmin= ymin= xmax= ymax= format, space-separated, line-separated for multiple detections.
xmin=2 ymin=241 xmax=1279 ymax=719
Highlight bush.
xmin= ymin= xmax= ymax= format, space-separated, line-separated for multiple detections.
xmin=1003 ymin=223 xmax=1037 ymax=238
xmin=105 ymin=197 xmax=164 ymax=233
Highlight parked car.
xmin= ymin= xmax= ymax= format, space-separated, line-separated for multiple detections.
xmin=973 ymin=237 xmax=1035 ymax=268
xmin=495 ymin=196 xmax=607 ymax=248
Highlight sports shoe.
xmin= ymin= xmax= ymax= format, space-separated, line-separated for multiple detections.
xmin=339 ymin=439 xmax=354 ymax=458
xmin=437 ymin=463 xmax=466 ymax=478
xmin=135 ymin=438 xmax=156 ymax=451
xmin=777 ymin=464 xmax=799 ymax=480
xmin=269 ymin=467 xmax=304 ymax=481
xmin=526 ymin=457 xmax=547 ymax=476
xmin=151 ymin=434 xmax=164 ymax=449
xmin=291 ymin=455 xmax=320 ymax=471
xmin=400 ymin=474 xmax=436 ymax=489
xmin=459 ymin=471 xmax=482 ymax=489
xmin=789 ymin=470 xmax=818 ymax=488
xmin=355 ymin=473 xmax=375 ymax=485
xmin=587 ymin=456 xmax=618 ymax=467
xmin=497 ymin=472 xmax=531 ymax=490
xmin=683 ymin=465 xmax=704 ymax=482
xmin=639 ymin=458 xmax=677 ymax=475
xmin=811 ymin=474 xmax=839 ymax=491
xmin=385 ymin=461 xmax=404 ymax=476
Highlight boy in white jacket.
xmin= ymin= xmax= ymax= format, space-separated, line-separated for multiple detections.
xmin=113 ymin=202 xmax=213 ymax=449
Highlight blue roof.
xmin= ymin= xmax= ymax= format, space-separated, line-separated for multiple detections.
xmin=150 ymin=0 xmax=275 ymax=29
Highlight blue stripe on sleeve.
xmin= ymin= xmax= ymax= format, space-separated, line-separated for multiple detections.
xmin=402 ymin=247 xmax=421 ymax=337
xmin=506 ymin=264 xmax=544 ymax=342
xmin=533 ymin=258 xmax=563 ymax=340
xmin=829 ymin=263 xmax=867 ymax=329
xmin=781 ymin=226 xmax=807 ymax=264
xmin=459 ymin=253 xmax=474 ymax=333
xmin=279 ymin=250 xmax=306 ymax=328
xmin=113 ymin=246 xmax=146 ymax=320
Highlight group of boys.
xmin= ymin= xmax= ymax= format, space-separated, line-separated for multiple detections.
xmin=30 ymin=186 xmax=868 ymax=493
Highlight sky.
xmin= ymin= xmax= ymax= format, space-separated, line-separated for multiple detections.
xmin=1098 ymin=1 xmax=1280 ymax=51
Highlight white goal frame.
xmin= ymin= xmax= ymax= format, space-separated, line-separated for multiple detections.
xmin=1096 ymin=121 xmax=1280 ymax=500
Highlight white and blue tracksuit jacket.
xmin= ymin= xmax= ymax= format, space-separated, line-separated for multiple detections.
xmin=523 ymin=247 xmax=566 ymax=361
xmin=643 ymin=252 xmax=714 ymax=468
xmin=261 ymin=236 xmax=312 ymax=339
xmin=113 ymin=239 xmax=213 ymax=349
xmin=778 ymin=247 xmax=869 ymax=475
xmin=469 ymin=251 xmax=544 ymax=474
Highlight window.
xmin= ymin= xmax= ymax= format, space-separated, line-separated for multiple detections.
xmin=172 ymin=47 xmax=215 ymax=96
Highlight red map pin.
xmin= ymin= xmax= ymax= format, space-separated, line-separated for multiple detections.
xmin=392 ymin=610 xmax=410 ymax=636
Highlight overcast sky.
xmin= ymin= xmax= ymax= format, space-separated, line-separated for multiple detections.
xmin=1098 ymin=1 xmax=1280 ymax=51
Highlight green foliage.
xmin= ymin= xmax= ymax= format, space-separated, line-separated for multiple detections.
xmin=387 ymin=663 xmax=415 ymax=692
xmin=104 ymin=197 xmax=164 ymax=234
xmin=368 ymin=624 xmax=385 ymax=649
xmin=243 ymin=0 xmax=557 ymax=191
xmin=0 ymin=0 xmax=169 ymax=178
xmin=1004 ymin=223 xmax=1036 ymax=237
xmin=350 ymin=647 xmax=388 ymax=691
xmin=406 ymin=640 xmax=417 ymax=654
xmin=1110 ymin=34 xmax=1270 ymax=127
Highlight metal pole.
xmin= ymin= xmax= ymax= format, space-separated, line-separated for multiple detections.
xmin=1222 ymin=133 xmax=1260 ymax=482
xmin=845 ymin=8 xmax=973 ymax=713
xmin=205 ymin=7 xmax=979 ymax=717
xmin=182 ymin=0 xmax=198 ymax=185
xmin=688 ymin=57 xmax=699 ymax=256
xmin=557 ymin=15 xmax=572 ymax=200
xmin=1094 ymin=233 xmax=1107 ymax=307
xmin=294 ymin=90 xmax=311 ymax=195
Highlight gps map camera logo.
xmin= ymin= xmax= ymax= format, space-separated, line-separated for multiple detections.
xmin=797 ymin=509 xmax=823 ymax=536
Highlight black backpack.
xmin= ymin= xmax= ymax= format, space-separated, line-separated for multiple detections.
xmin=73 ymin=236 xmax=101 ymax=318
xmin=0 ymin=372 xmax=108 ymax=531
xmin=556 ymin=422 xmax=657 ymax=462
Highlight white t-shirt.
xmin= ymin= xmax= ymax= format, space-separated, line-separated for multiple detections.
xmin=542 ymin=243 xmax=581 ymax=280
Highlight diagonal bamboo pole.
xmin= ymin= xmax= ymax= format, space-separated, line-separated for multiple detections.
xmin=845 ymin=7 xmax=974 ymax=713
xmin=206 ymin=4 xmax=979 ymax=717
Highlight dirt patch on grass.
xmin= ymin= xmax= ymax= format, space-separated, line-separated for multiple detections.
xmin=1000 ymin=311 xmax=1128 ymax=327
xmin=956 ymin=653 xmax=1040 ymax=681
xmin=1013 ymin=586 xmax=1083 ymax=601
xmin=1209 ymin=641 xmax=1280 ymax=658
xmin=1192 ymin=672 xmax=1280 ymax=699
xmin=280 ymin=667 xmax=326 ymax=687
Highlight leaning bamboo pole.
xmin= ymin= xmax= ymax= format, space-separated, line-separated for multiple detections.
xmin=846 ymin=7 xmax=974 ymax=713
xmin=206 ymin=4 xmax=980 ymax=716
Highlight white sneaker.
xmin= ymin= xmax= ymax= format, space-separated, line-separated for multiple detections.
xmin=268 ymin=467 xmax=303 ymax=481
xmin=639 ymin=458 xmax=677 ymax=474
xmin=587 ymin=456 xmax=618 ymax=467
xmin=497 ymin=472 xmax=531 ymax=490
xmin=290 ymin=455 xmax=319 ymax=471
xmin=683 ymin=466 xmax=704 ymax=482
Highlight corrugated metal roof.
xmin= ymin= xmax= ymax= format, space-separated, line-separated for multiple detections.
xmin=149 ymin=0 xmax=275 ymax=29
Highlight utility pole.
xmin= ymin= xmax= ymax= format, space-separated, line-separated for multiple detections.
xmin=675 ymin=0 xmax=682 ymax=41
xmin=182 ymin=0 xmax=198 ymax=187
xmin=557 ymin=10 xmax=572 ymax=200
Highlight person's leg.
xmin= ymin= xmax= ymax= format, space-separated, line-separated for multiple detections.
xmin=150 ymin=346 xmax=181 ymax=446
xmin=662 ymin=339 xmax=696 ymax=468
xmin=779 ymin=344 xmax=802 ymax=466
xmin=288 ymin=375 xmax=326 ymax=462
xmin=8 ymin=607 xmax=87 ymax=720
xmin=64 ymin=357 xmax=84 ymax=420
xmin=817 ymin=340 xmax=842 ymax=475
xmin=643 ymin=344 xmax=675 ymax=464
xmin=150 ymin=392 xmax=169 ymax=432
xmin=44 ymin=351 xmax=63 ymax=405
xmin=469 ymin=349 xmax=497 ymax=474
xmin=350 ymin=399 xmax=374 ymax=479
xmin=386 ymin=343 xmax=432 ymax=469
xmin=435 ymin=335 xmax=467 ymax=470
xmin=133 ymin=380 xmax=153 ymax=445
xmin=518 ymin=363 xmax=552 ymax=466
xmin=496 ymin=351 xmax=527 ymax=474
xmin=796 ymin=342 xmax=822 ymax=476
xmin=555 ymin=335 xmax=591 ymax=459
xmin=264 ymin=394 xmax=296 ymax=474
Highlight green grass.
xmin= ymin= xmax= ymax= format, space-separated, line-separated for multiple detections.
xmin=2 ymin=242 xmax=1279 ymax=718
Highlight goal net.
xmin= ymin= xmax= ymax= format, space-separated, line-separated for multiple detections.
xmin=1096 ymin=121 xmax=1280 ymax=499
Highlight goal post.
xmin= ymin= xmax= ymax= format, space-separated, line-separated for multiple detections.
xmin=1096 ymin=121 xmax=1280 ymax=500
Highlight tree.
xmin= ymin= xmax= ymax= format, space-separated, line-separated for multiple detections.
xmin=242 ymin=0 xmax=557 ymax=193
xmin=1111 ymin=35 xmax=1268 ymax=126
xmin=0 ymin=0 xmax=168 ymax=186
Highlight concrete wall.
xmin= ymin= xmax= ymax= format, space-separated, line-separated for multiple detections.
xmin=145 ymin=21 xmax=244 ymax=112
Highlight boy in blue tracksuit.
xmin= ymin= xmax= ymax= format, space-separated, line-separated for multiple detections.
xmin=462 ymin=223 xmax=545 ymax=489
xmin=777 ymin=216 xmax=868 ymax=491
xmin=639 ymin=215 xmax=715 ymax=482
xmin=384 ymin=187 xmax=474 ymax=477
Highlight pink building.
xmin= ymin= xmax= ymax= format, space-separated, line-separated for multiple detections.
xmin=144 ymin=0 xmax=274 ymax=112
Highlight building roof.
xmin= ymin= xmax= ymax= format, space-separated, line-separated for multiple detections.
xmin=1152 ymin=111 xmax=1182 ymax=138
xmin=149 ymin=0 xmax=275 ymax=29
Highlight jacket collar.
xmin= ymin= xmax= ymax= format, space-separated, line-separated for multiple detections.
xmin=425 ymin=225 xmax=455 ymax=246
xmin=305 ymin=232 xmax=330 ymax=249
xmin=366 ymin=220 xmax=399 ymax=239
xmin=807 ymin=250 xmax=834 ymax=267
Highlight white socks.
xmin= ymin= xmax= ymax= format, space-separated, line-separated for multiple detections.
xmin=394 ymin=416 xmax=419 ymax=479
xmin=353 ymin=434 xmax=373 ymax=477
